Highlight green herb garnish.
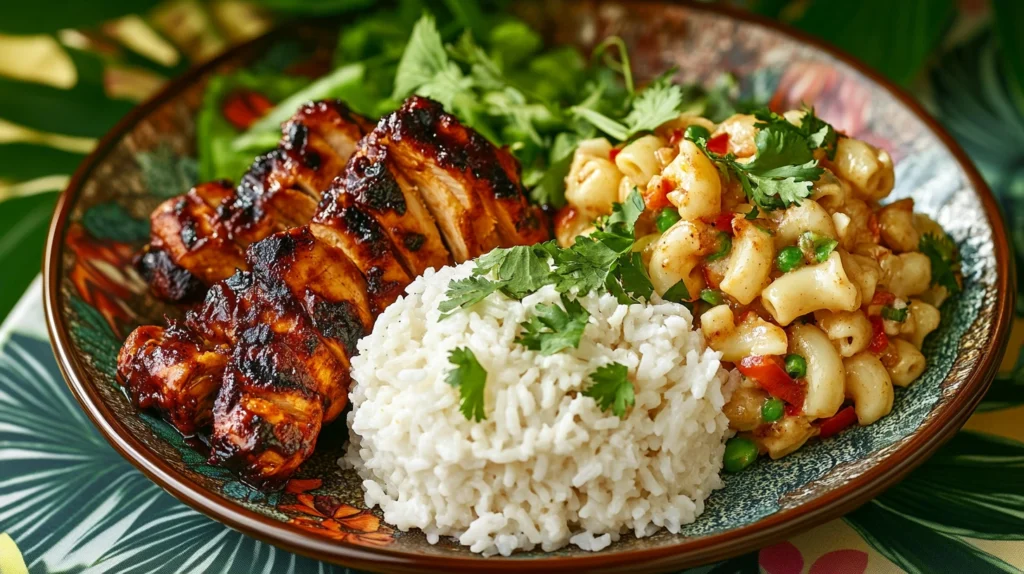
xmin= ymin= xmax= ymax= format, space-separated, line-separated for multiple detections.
xmin=686 ymin=107 xmax=837 ymax=211
xmin=446 ymin=347 xmax=488 ymax=422
xmin=516 ymin=294 xmax=591 ymax=355
xmin=583 ymin=362 xmax=635 ymax=418
xmin=700 ymin=289 xmax=725 ymax=306
xmin=919 ymin=232 xmax=962 ymax=295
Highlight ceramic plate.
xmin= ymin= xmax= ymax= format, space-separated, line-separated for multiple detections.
xmin=43 ymin=1 xmax=1014 ymax=571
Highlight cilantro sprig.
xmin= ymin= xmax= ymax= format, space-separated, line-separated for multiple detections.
xmin=687 ymin=107 xmax=837 ymax=211
xmin=583 ymin=362 xmax=635 ymax=418
xmin=446 ymin=347 xmax=488 ymax=422
xmin=439 ymin=189 xmax=660 ymax=319
xmin=920 ymin=232 xmax=962 ymax=295
xmin=516 ymin=294 xmax=591 ymax=355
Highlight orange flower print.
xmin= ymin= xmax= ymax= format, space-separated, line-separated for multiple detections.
xmin=277 ymin=479 xmax=394 ymax=547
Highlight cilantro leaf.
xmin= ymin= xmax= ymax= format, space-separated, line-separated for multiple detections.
xmin=592 ymin=188 xmax=646 ymax=254
xmin=661 ymin=280 xmax=692 ymax=306
xmin=553 ymin=236 xmax=619 ymax=294
xmin=474 ymin=244 xmax=553 ymax=298
xmin=438 ymin=276 xmax=501 ymax=319
xmin=392 ymin=15 xmax=449 ymax=99
xmin=583 ymin=362 xmax=635 ymax=418
xmin=920 ymin=232 xmax=962 ymax=295
xmin=743 ymin=128 xmax=822 ymax=180
xmin=753 ymin=105 xmax=838 ymax=159
xmin=623 ymin=79 xmax=684 ymax=136
xmin=515 ymin=294 xmax=591 ymax=355
xmin=690 ymin=114 xmax=824 ymax=211
xmin=615 ymin=252 xmax=654 ymax=302
xmin=446 ymin=347 xmax=488 ymax=422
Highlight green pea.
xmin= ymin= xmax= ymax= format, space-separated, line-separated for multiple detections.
xmin=655 ymin=207 xmax=681 ymax=233
xmin=706 ymin=232 xmax=732 ymax=261
xmin=684 ymin=124 xmax=711 ymax=142
xmin=700 ymin=289 xmax=724 ymax=306
xmin=784 ymin=353 xmax=807 ymax=379
xmin=775 ymin=246 xmax=804 ymax=272
xmin=723 ymin=437 xmax=758 ymax=473
xmin=761 ymin=398 xmax=785 ymax=422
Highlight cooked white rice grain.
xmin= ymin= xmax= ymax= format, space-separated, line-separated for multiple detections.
xmin=345 ymin=261 xmax=735 ymax=556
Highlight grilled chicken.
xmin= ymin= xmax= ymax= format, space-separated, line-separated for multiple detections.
xmin=119 ymin=96 xmax=550 ymax=489
xmin=139 ymin=100 xmax=372 ymax=302
xmin=148 ymin=181 xmax=248 ymax=286
xmin=117 ymin=321 xmax=226 ymax=436
xmin=343 ymin=131 xmax=451 ymax=276
xmin=378 ymin=96 xmax=548 ymax=260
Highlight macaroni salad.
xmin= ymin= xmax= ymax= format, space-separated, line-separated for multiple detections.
xmin=555 ymin=108 xmax=961 ymax=467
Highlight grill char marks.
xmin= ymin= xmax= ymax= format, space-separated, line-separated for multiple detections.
xmin=147 ymin=181 xmax=248 ymax=287
xmin=139 ymin=100 xmax=371 ymax=302
xmin=209 ymin=285 xmax=344 ymax=490
xmin=117 ymin=321 xmax=226 ymax=436
xmin=343 ymin=132 xmax=451 ymax=276
xmin=381 ymin=96 xmax=548 ymax=257
xmin=311 ymin=183 xmax=412 ymax=314
xmin=379 ymin=97 xmax=500 ymax=261
xmin=245 ymin=227 xmax=373 ymax=375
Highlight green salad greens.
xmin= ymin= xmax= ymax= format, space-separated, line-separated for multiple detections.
xmin=199 ymin=0 xmax=747 ymax=207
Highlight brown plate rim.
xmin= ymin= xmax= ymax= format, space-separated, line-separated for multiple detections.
xmin=43 ymin=1 xmax=1016 ymax=572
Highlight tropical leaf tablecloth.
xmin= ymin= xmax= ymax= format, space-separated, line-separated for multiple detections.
xmin=2 ymin=1 xmax=1024 ymax=573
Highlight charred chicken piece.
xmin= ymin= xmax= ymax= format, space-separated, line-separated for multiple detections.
xmin=245 ymin=227 xmax=374 ymax=384
xmin=378 ymin=96 xmax=547 ymax=260
xmin=139 ymin=100 xmax=371 ymax=302
xmin=148 ymin=181 xmax=248 ymax=286
xmin=311 ymin=184 xmax=413 ymax=314
xmin=117 ymin=321 xmax=227 ymax=436
xmin=342 ymin=133 xmax=452 ymax=276
xmin=119 ymin=95 xmax=553 ymax=488
xmin=207 ymin=242 xmax=358 ymax=488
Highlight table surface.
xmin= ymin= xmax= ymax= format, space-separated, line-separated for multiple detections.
xmin=2 ymin=2 xmax=1024 ymax=573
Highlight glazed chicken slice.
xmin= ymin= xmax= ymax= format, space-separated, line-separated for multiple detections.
xmin=245 ymin=227 xmax=374 ymax=381
xmin=139 ymin=100 xmax=371 ymax=302
xmin=378 ymin=96 xmax=547 ymax=260
xmin=342 ymin=132 xmax=451 ymax=276
xmin=138 ymin=181 xmax=241 ymax=302
xmin=148 ymin=182 xmax=248 ymax=285
xmin=210 ymin=300 xmax=345 ymax=489
xmin=311 ymin=183 xmax=413 ymax=314
xmin=377 ymin=97 xmax=500 ymax=260
xmin=117 ymin=321 xmax=227 ymax=436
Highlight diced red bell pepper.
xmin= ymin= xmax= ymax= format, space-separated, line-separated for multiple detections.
xmin=669 ymin=129 xmax=685 ymax=146
xmin=868 ymin=316 xmax=889 ymax=354
xmin=712 ymin=212 xmax=735 ymax=234
xmin=707 ymin=132 xmax=730 ymax=155
xmin=870 ymin=290 xmax=896 ymax=307
xmin=609 ymin=148 xmax=621 ymax=162
xmin=785 ymin=402 xmax=802 ymax=417
xmin=642 ymin=179 xmax=673 ymax=211
xmin=818 ymin=405 xmax=857 ymax=439
xmin=737 ymin=355 xmax=806 ymax=407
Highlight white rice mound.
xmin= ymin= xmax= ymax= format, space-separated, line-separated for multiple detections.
xmin=345 ymin=261 xmax=736 ymax=556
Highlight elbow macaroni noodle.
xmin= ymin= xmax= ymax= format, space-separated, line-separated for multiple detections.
xmin=558 ymin=109 xmax=956 ymax=459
